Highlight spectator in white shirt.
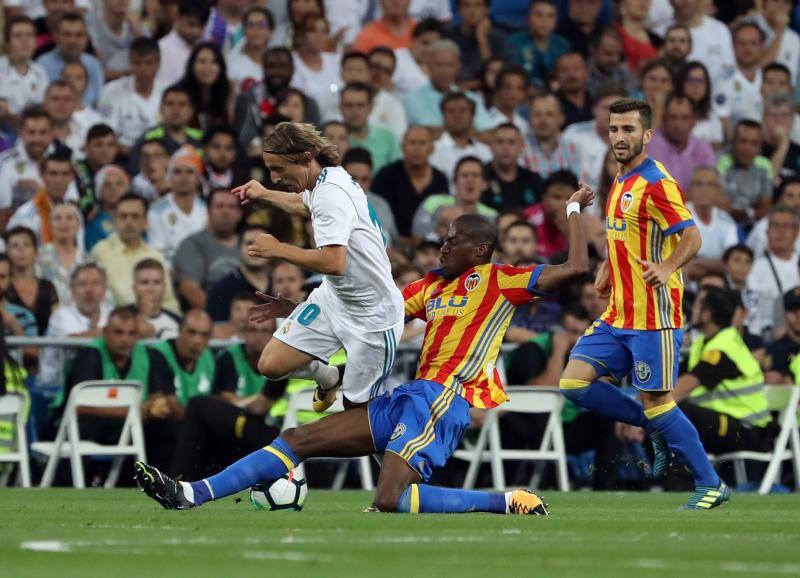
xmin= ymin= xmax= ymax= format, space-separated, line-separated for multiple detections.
xmin=667 ymin=0 xmax=735 ymax=83
xmin=86 ymin=0 xmax=137 ymax=80
xmin=133 ymin=258 xmax=181 ymax=340
xmin=365 ymin=47 xmax=409 ymax=141
xmin=393 ymin=17 xmax=445 ymax=100
xmin=685 ymin=166 xmax=740 ymax=281
xmin=747 ymin=177 xmax=800 ymax=258
xmin=486 ymin=65 xmax=531 ymax=140
xmin=98 ymin=36 xmax=165 ymax=153
xmin=43 ymin=80 xmax=99 ymax=159
xmin=747 ymin=205 xmax=800 ymax=339
xmin=0 ymin=15 xmax=50 ymax=125
xmin=291 ymin=15 xmax=341 ymax=111
xmin=147 ymin=144 xmax=208 ymax=264
xmin=749 ymin=0 xmax=800 ymax=83
xmin=226 ymin=6 xmax=274 ymax=95
xmin=156 ymin=0 xmax=210 ymax=87
xmin=429 ymin=92 xmax=492 ymax=185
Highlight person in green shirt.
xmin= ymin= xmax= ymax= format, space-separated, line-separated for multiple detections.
xmin=172 ymin=312 xmax=286 ymax=479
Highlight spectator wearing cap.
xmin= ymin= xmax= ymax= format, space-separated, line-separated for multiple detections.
xmin=522 ymin=93 xmax=579 ymax=179
xmin=371 ymin=126 xmax=449 ymax=239
xmin=746 ymin=205 xmax=800 ymax=339
xmin=428 ymin=92 xmax=493 ymax=187
xmin=444 ymin=0 xmax=509 ymax=87
xmin=36 ymin=11 xmax=105 ymax=107
xmin=130 ymin=85 xmax=204 ymax=172
xmin=147 ymin=145 xmax=208 ymax=264
xmin=553 ymin=52 xmax=594 ymax=128
xmin=586 ymin=27 xmax=638 ymax=99
xmin=717 ymin=120 xmax=773 ymax=225
xmin=206 ymin=225 xmax=271 ymax=326
xmin=764 ymin=287 xmax=800 ymax=384
xmin=647 ymin=93 xmax=716 ymax=190
xmin=483 ymin=123 xmax=542 ymax=212
xmin=98 ymin=36 xmax=167 ymax=153
xmin=173 ymin=188 xmax=242 ymax=311
xmin=83 ymin=164 xmax=129 ymax=251
xmin=508 ymin=0 xmax=570 ymax=88
xmin=353 ymin=0 xmax=416 ymax=54
xmin=412 ymin=156 xmax=497 ymax=239
xmin=340 ymin=82 xmax=402 ymax=177
xmin=746 ymin=178 xmax=800 ymax=258
xmin=91 ymin=193 xmax=180 ymax=312
xmin=8 ymin=151 xmax=77 ymax=245
xmin=403 ymin=39 xmax=492 ymax=131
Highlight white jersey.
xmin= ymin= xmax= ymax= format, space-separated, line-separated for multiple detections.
xmin=302 ymin=166 xmax=403 ymax=333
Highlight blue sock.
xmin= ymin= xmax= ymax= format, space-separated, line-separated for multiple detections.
xmin=190 ymin=437 xmax=299 ymax=506
xmin=396 ymin=484 xmax=507 ymax=514
xmin=559 ymin=378 xmax=647 ymax=427
xmin=646 ymin=403 xmax=719 ymax=488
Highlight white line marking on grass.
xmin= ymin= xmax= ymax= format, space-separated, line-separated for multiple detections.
xmin=631 ymin=558 xmax=800 ymax=575
xmin=20 ymin=541 xmax=70 ymax=553
xmin=243 ymin=551 xmax=342 ymax=563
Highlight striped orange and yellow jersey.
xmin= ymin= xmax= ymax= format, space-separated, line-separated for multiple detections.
xmin=403 ymin=263 xmax=545 ymax=409
xmin=601 ymin=156 xmax=695 ymax=331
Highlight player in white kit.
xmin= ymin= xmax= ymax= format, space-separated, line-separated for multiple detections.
xmin=231 ymin=122 xmax=405 ymax=410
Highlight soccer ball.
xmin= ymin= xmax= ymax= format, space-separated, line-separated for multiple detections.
xmin=250 ymin=470 xmax=308 ymax=511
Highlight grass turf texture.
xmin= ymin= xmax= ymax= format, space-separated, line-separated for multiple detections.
xmin=1 ymin=489 xmax=799 ymax=578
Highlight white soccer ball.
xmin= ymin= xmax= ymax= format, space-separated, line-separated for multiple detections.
xmin=250 ymin=470 xmax=308 ymax=511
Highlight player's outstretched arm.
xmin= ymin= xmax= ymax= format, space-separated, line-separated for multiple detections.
xmin=535 ymin=183 xmax=594 ymax=293
xmin=232 ymin=180 xmax=311 ymax=217
xmin=248 ymin=234 xmax=348 ymax=276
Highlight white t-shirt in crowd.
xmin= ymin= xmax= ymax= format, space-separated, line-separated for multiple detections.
xmin=147 ymin=193 xmax=208 ymax=263
xmin=226 ymin=42 xmax=264 ymax=94
xmin=562 ymin=120 xmax=608 ymax=196
xmin=687 ymin=202 xmax=740 ymax=260
xmin=65 ymin=108 xmax=107 ymax=159
xmin=98 ymin=75 xmax=166 ymax=147
xmin=746 ymin=216 xmax=800 ymax=257
xmin=392 ymin=49 xmax=429 ymax=100
xmin=751 ymin=12 xmax=800 ymax=82
xmin=714 ymin=67 xmax=762 ymax=126
xmin=323 ymin=0 xmax=371 ymax=45
xmin=746 ymin=250 xmax=800 ymax=337
xmin=302 ymin=166 xmax=403 ymax=333
xmin=156 ymin=30 xmax=193 ymax=88
xmin=291 ymin=51 xmax=342 ymax=110
xmin=688 ymin=16 xmax=736 ymax=83
xmin=0 ymin=56 xmax=49 ymax=114
xmin=429 ymin=132 xmax=493 ymax=185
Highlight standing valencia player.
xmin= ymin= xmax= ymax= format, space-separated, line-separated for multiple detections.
xmin=559 ymin=98 xmax=729 ymax=509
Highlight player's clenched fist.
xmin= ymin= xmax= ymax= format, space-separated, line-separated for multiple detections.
xmin=569 ymin=181 xmax=595 ymax=209
xmin=248 ymin=233 xmax=282 ymax=259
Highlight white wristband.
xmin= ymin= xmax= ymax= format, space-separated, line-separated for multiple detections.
xmin=566 ymin=202 xmax=581 ymax=218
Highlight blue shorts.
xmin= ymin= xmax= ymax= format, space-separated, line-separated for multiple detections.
xmin=368 ymin=380 xmax=470 ymax=482
xmin=569 ymin=320 xmax=683 ymax=391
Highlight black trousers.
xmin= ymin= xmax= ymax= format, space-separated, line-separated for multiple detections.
xmin=172 ymin=396 xmax=279 ymax=480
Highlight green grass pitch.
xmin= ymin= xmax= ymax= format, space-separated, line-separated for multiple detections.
xmin=1 ymin=489 xmax=799 ymax=578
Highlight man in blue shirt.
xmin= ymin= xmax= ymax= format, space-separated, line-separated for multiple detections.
xmin=37 ymin=11 xmax=104 ymax=107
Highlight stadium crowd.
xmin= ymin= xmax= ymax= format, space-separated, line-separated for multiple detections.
xmin=0 ymin=0 xmax=799 ymax=491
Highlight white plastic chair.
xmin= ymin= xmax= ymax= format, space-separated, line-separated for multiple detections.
xmin=710 ymin=384 xmax=800 ymax=495
xmin=282 ymin=388 xmax=374 ymax=490
xmin=31 ymin=381 xmax=147 ymax=488
xmin=0 ymin=393 xmax=31 ymax=487
xmin=453 ymin=386 xmax=569 ymax=492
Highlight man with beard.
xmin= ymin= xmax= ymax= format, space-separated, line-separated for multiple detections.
xmin=559 ymin=98 xmax=728 ymax=510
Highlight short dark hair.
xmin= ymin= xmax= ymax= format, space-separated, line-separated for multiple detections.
xmin=20 ymin=105 xmax=51 ymax=127
xmin=140 ymin=138 xmax=168 ymax=154
xmin=161 ymin=84 xmax=191 ymax=104
xmin=763 ymin=62 xmax=792 ymax=80
xmin=454 ymin=155 xmax=486 ymax=180
xmin=609 ymin=98 xmax=653 ymax=130
xmin=441 ymin=91 xmax=475 ymax=115
xmin=733 ymin=118 xmax=762 ymax=139
xmin=4 ymin=226 xmax=37 ymax=247
xmin=777 ymin=176 xmax=800 ymax=200
xmin=412 ymin=17 xmax=445 ymax=39
xmin=241 ymin=224 xmax=269 ymax=242
xmin=544 ymin=169 xmax=579 ymax=193
xmin=454 ymin=214 xmax=497 ymax=254
xmin=134 ymin=258 xmax=164 ymax=275
xmin=178 ymin=0 xmax=211 ymax=23
xmin=340 ymin=81 xmax=373 ymax=102
xmin=495 ymin=65 xmax=528 ymax=90
xmin=202 ymin=125 xmax=237 ymax=146
xmin=589 ymin=25 xmax=623 ymax=50
xmin=342 ymin=147 xmax=373 ymax=169
xmin=70 ymin=262 xmax=106 ymax=286
xmin=115 ymin=192 xmax=149 ymax=213
xmin=505 ymin=220 xmax=536 ymax=239
xmin=40 ymin=149 xmax=74 ymax=172
xmin=207 ymin=187 xmax=236 ymax=207
xmin=665 ymin=23 xmax=691 ymax=43
xmin=562 ymin=302 xmax=591 ymax=322
xmin=231 ymin=290 xmax=261 ymax=306
xmin=243 ymin=6 xmax=274 ymax=30
xmin=664 ymin=92 xmax=695 ymax=114
xmin=494 ymin=122 xmax=521 ymax=135
xmin=722 ymin=244 xmax=754 ymax=263
xmin=4 ymin=14 xmax=35 ymax=43
xmin=368 ymin=46 xmax=396 ymax=66
xmin=56 ymin=11 xmax=85 ymax=31
xmin=342 ymin=50 xmax=368 ymax=68
xmin=700 ymin=287 xmax=739 ymax=328
xmin=108 ymin=304 xmax=139 ymax=324
xmin=732 ymin=20 xmax=766 ymax=43
xmin=129 ymin=36 xmax=160 ymax=58
xmin=86 ymin=123 xmax=115 ymax=142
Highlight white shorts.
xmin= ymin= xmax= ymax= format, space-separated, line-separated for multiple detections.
xmin=274 ymin=290 xmax=404 ymax=404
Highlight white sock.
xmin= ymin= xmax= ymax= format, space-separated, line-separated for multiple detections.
xmin=290 ymin=361 xmax=340 ymax=389
xmin=503 ymin=491 xmax=513 ymax=514
xmin=180 ymin=481 xmax=195 ymax=504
